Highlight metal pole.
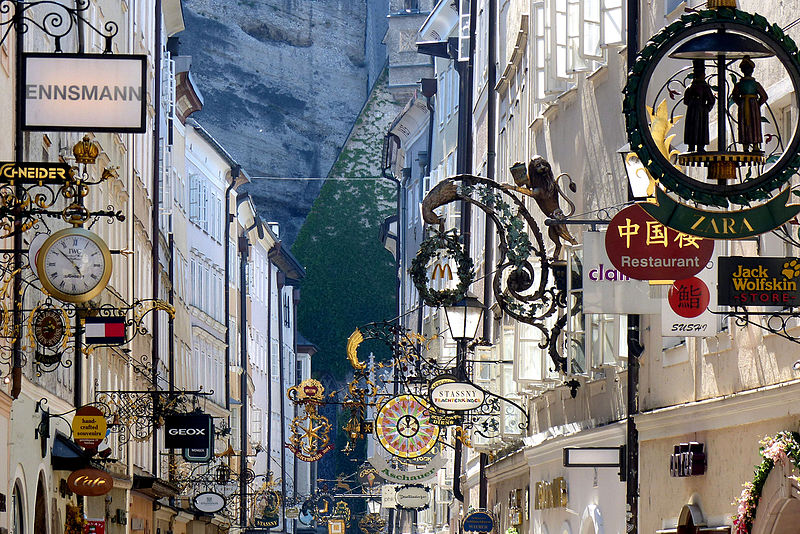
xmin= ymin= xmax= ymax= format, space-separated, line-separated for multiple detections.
xmin=10 ymin=0 xmax=24 ymax=400
xmin=626 ymin=2 xmax=641 ymax=532
xmin=151 ymin=0 xmax=163 ymax=475
xmin=239 ymin=235 xmax=250 ymax=528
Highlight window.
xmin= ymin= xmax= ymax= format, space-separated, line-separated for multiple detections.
xmin=601 ymin=0 xmax=625 ymax=47
xmin=581 ymin=0 xmax=603 ymax=60
xmin=552 ymin=0 xmax=568 ymax=80
xmin=283 ymin=293 xmax=291 ymax=328
xmin=251 ymin=408 xmax=262 ymax=435
xmin=404 ymin=0 xmax=419 ymax=12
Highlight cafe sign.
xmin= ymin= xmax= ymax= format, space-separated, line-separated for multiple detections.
xmin=67 ymin=468 xmax=113 ymax=497
xmin=72 ymin=406 xmax=107 ymax=449
xmin=606 ymin=204 xmax=714 ymax=281
xmin=22 ymin=53 xmax=147 ymax=133
xmin=718 ymin=257 xmax=800 ymax=307
xmin=429 ymin=374 xmax=485 ymax=412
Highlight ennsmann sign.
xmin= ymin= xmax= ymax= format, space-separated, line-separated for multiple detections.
xmin=22 ymin=53 xmax=147 ymax=133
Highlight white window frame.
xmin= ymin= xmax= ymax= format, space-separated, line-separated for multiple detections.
xmin=580 ymin=0 xmax=604 ymax=61
xmin=601 ymin=0 xmax=626 ymax=47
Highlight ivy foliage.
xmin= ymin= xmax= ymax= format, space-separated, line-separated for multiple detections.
xmin=292 ymin=70 xmax=400 ymax=380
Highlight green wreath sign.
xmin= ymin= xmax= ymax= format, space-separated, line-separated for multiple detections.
xmin=623 ymin=7 xmax=800 ymax=206
xmin=410 ymin=230 xmax=474 ymax=308
xmin=732 ymin=431 xmax=800 ymax=533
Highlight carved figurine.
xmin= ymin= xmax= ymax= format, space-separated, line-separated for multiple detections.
xmin=731 ymin=56 xmax=769 ymax=152
xmin=507 ymin=157 xmax=577 ymax=259
xmin=683 ymin=59 xmax=715 ymax=152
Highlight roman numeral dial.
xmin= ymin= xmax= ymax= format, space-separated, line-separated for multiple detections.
xmin=35 ymin=228 xmax=112 ymax=304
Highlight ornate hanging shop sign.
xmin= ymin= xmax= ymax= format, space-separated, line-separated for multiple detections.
xmin=394 ymin=485 xmax=431 ymax=510
xmin=375 ymin=394 xmax=440 ymax=459
xmin=606 ymin=204 xmax=714 ymax=280
xmin=71 ymin=405 xmax=107 ymax=449
xmin=67 ymin=468 xmax=113 ymax=497
xmin=368 ymin=453 xmax=448 ymax=484
xmin=429 ymin=374 xmax=485 ymax=412
xmin=462 ymin=511 xmax=495 ymax=534
xmin=286 ymin=379 xmax=333 ymax=462
xmin=623 ymin=5 xmax=800 ymax=238
xmin=193 ymin=491 xmax=226 ymax=514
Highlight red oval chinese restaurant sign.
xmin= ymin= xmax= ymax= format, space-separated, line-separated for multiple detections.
xmin=606 ymin=204 xmax=714 ymax=281
xmin=67 ymin=468 xmax=113 ymax=496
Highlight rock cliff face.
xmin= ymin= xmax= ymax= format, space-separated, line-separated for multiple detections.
xmin=177 ymin=0 xmax=387 ymax=244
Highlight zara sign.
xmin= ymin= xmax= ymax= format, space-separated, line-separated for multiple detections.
xmin=22 ymin=53 xmax=147 ymax=133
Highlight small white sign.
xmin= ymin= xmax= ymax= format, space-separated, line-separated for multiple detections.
xmin=23 ymin=53 xmax=147 ymax=133
xmin=583 ymin=232 xmax=659 ymax=314
xmin=661 ymin=259 xmax=718 ymax=337
xmin=395 ymin=486 xmax=430 ymax=510
xmin=430 ymin=381 xmax=484 ymax=411
xmin=381 ymin=485 xmax=397 ymax=509
xmin=193 ymin=491 xmax=226 ymax=514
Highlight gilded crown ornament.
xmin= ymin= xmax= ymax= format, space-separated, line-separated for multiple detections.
xmin=73 ymin=135 xmax=100 ymax=164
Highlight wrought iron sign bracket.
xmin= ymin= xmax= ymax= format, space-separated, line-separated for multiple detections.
xmin=0 ymin=0 xmax=120 ymax=52
xmin=709 ymin=307 xmax=800 ymax=345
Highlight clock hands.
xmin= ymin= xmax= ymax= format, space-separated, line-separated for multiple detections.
xmin=55 ymin=248 xmax=82 ymax=276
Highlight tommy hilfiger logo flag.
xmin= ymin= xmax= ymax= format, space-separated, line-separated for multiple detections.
xmin=84 ymin=316 xmax=126 ymax=344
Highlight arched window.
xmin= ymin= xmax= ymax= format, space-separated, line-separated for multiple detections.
xmin=34 ymin=476 xmax=47 ymax=534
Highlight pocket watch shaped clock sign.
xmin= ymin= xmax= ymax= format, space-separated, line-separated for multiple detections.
xmin=36 ymin=228 xmax=112 ymax=304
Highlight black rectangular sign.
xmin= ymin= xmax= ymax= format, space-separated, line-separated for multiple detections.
xmin=164 ymin=414 xmax=212 ymax=449
xmin=718 ymin=256 xmax=800 ymax=307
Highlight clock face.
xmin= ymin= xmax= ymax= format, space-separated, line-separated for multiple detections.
xmin=36 ymin=228 xmax=112 ymax=303
xmin=33 ymin=309 xmax=65 ymax=348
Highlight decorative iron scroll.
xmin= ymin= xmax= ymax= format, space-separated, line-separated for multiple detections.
xmin=94 ymin=387 xmax=213 ymax=447
xmin=413 ymin=173 xmax=572 ymax=372
xmin=0 ymin=0 xmax=119 ymax=52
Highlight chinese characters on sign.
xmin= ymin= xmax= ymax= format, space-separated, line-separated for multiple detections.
xmin=668 ymin=277 xmax=710 ymax=319
xmin=606 ymin=204 xmax=714 ymax=281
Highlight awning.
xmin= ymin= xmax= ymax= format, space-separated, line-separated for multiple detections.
xmin=51 ymin=432 xmax=89 ymax=472
xmin=132 ymin=475 xmax=180 ymax=499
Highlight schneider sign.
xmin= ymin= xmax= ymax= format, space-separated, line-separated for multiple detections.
xmin=22 ymin=53 xmax=147 ymax=133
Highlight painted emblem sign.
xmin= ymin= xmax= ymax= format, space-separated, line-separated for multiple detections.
xmin=72 ymin=406 xmax=107 ymax=449
xmin=375 ymin=395 xmax=440 ymax=459
xmin=429 ymin=375 xmax=485 ymax=412
xmin=287 ymin=378 xmax=333 ymax=462
xmin=718 ymin=257 xmax=800 ymax=307
xmin=606 ymin=204 xmax=714 ymax=281
xmin=394 ymin=485 xmax=430 ymax=510
xmin=67 ymin=467 xmax=113 ymax=496
xmin=662 ymin=259 xmax=718 ymax=337
xmin=462 ymin=511 xmax=494 ymax=533
xmin=668 ymin=277 xmax=710 ymax=319
xmin=193 ymin=492 xmax=226 ymax=513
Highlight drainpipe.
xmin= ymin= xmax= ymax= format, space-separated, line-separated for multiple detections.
xmin=626 ymin=1 xmax=642 ymax=533
xmin=478 ymin=0 xmax=498 ymax=512
xmin=151 ymin=0 xmax=163 ymax=474
xmin=224 ymin=165 xmax=242 ymax=411
xmin=277 ymin=272 xmax=287 ymax=532
xmin=453 ymin=0 xmax=478 ymax=505
xmin=239 ymin=232 xmax=250 ymax=528
xmin=266 ymin=250 xmax=273 ymax=485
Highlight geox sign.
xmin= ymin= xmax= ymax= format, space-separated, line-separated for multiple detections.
xmin=163 ymin=414 xmax=213 ymax=450
xmin=22 ymin=53 xmax=147 ymax=133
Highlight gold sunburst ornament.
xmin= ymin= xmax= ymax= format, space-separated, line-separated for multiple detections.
xmin=286 ymin=379 xmax=333 ymax=461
